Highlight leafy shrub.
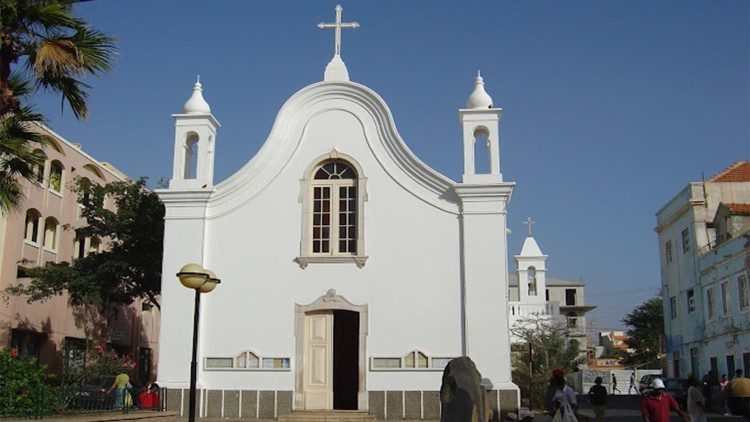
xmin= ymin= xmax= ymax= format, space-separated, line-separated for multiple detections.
xmin=0 ymin=348 xmax=61 ymax=416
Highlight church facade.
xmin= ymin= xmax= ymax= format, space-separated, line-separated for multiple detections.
xmin=156 ymin=8 xmax=519 ymax=419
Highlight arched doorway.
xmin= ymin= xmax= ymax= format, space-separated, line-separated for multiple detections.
xmin=294 ymin=289 xmax=368 ymax=411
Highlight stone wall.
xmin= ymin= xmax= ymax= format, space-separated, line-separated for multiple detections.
xmin=367 ymin=390 xmax=514 ymax=421
xmin=164 ymin=388 xmax=517 ymax=420
xmin=164 ymin=389 xmax=292 ymax=419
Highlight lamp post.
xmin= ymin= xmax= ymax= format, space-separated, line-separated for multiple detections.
xmin=177 ymin=263 xmax=221 ymax=422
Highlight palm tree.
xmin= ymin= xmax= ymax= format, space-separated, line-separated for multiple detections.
xmin=0 ymin=0 xmax=115 ymax=213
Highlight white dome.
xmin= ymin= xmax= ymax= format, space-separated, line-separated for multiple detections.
xmin=466 ymin=71 xmax=493 ymax=109
xmin=182 ymin=80 xmax=211 ymax=114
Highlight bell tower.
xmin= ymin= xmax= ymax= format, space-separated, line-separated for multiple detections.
xmin=459 ymin=71 xmax=502 ymax=184
xmin=515 ymin=218 xmax=548 ymax=304
xmin=170 ymin=77 xmax=220 ymax=190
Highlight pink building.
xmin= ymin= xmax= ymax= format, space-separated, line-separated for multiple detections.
xmin=0 ymin=123 xmax=160 ymax=384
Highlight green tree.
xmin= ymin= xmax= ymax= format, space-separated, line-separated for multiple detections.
xmin=511 ymin=318 xmax=584 ymax=410
xmin=0 ymin=99 xmax=45 ymax=212
xmin=0 ymin=0 xmax=115 ymax=213
xmin=618 ymin=296 xmax=664 ymax=367
xmin=7 ymin=177 xmax=165 ymax=311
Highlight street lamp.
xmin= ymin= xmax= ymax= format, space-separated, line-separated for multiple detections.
xmin=177 ymin=263 xmax=221 ymax=422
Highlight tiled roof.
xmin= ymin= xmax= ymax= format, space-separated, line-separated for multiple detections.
xmin=708 ymin=161 xmax=750 ymax=182
xmin=726 ymin=203 xmax=750 ymax=215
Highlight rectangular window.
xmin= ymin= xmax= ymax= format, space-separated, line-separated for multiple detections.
xmin=262 ymin=357 xmax=290 ymax=369
xmin=138 ymin=348 xmax=152 ymax=385
xmin=673 ymin=351 xmax=681 ymax=378
xmin=739 ymin=275 xmax=749 ymax=311
xmin=690 ymin=347 xmax=699 ymax=376
xmin=682 ymin=228 xmax=690 ymax=253
xmin=205 ymin=358 xmax=233 ymax=368
xmin=312 ymin=187 xmax=331 ymax=253
xmin=687 ymin=289 xmax=695 ymax=313
xmin=565 ymin=289 xmax=576 ymax=306
xmin=337 ymin=186 xmax=357 ymax=253
xmin=63 ymin=337 xmax=86 ymax=374
xmin=10 ymin=329 xmax=44 ymax=361
xmin=545 ymin=289 xmax=550 ymax=301
xmin=666 ymin=240 xmax=673 ymax=263
xmin=727 ymin=355 xmax=736 ymax=377
xmin=722 ymin=281 xmax=731 ymax=315
xmin=707 ymin=287 xmax=715 ymax=319
xmin=670 ymin=296 xmax=677 ymax=319
xmin=710 ymin=356 xmax=719 ymax=374
xmin=744 ymin=352 xmax=750 ymax=377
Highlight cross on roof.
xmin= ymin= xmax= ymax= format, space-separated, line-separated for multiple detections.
xmin=523 ymin=217 xmax=535 ymax=237
xmin=318 ymin=4 xmax=359 ymax=57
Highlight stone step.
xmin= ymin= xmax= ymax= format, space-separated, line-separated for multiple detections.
xmin=277 ymin=410 xmax=377 ymax=421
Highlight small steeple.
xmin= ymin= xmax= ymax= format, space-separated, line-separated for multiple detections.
xmin=519 ymin=236 xmax=544 ymax=257
xmin=182 ymin=76 xmax=212 ymax=115
xmin=466 ymin=71 xmax=494 ymax=109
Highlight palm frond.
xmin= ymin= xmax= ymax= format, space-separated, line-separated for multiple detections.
xmin=36 ymin=73 xmax=89 ymax=119
xmin=69 ymin=26 xmax=116 ymax=74
xmin=0 ymin=107 xmax=47 ymax=214
xmin=0 ymin=170 xmax=25 ymax=214
xmin=8 ymin=73 xmax=35 ymax=99
xmin=32 ymin=37 xmax=79 ymax=76
xmin=24 ymin=1 xmax=82 ymax=32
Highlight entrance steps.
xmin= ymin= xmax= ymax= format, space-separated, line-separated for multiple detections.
xmin=277 ymin=410 xmax=376 ymax=422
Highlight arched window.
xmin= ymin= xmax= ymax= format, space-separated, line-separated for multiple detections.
xmin=33 ymin=150 xmax=46 ymax=185
xmin=527 ymin=266 xmax=537 ymax=295
xmin=297 ymin=153 xmax=368 ymax=268
xmin=24 ymin=209 xmax=41 ymax=243
xmin=49 ymin=161 xmax=63 ymax=193
xmin=43 ymin=217 xmax=58 ymax=250
xmin=311 ymin=160 xmax=357 ymax=255
xmin=404 ymin=351 xmax=428 ymax=369
xmin=184 ymin=133 xmax=199 ymax=179
xmin=473 ymin=127 xmax=491 ymax=174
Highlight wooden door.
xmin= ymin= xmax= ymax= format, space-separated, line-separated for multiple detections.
xmin=303 ymin=312 xmax=333 ymax=409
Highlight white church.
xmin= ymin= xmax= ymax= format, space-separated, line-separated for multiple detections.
xmin=156 ymin=6 xmax=519 ymax=420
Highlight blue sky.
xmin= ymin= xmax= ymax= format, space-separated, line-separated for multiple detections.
xmin=33 ymin=1 xmax=748 ymax=333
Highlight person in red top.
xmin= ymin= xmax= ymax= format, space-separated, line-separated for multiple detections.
xmin=641 ymin=378 xmax=689 ymax=422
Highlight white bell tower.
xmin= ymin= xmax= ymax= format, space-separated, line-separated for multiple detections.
xmin=515 ymin=218 xmax=548 ymax=305
xmin=459 ymin=71 xmax=502 ymax=184
xmin=169 ymin=77 xmax=220 ymax=190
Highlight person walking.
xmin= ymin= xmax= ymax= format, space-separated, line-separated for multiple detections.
xmin=687 ymin=375 xmax=708 ymax=422
xmin=629 ymin=372 xmax=638 ymax=395
xmin=551 ymin=375 xmax=578 ymax=422
xmin=641 ymin=378 xmax=689 ymax=422
xmin=546 ymin=368 xmax=566 ymax=416
xmin=720 ymin=374 xmax=731 ymax=416
xmin=611 ymin=373 xmax=621 ymax=394
xmin=588 ymin=376 xmax=607 ymax=422
xmin=107 ymin=371 xmax=130 ymax=409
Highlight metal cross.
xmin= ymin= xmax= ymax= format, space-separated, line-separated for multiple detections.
xmin=318 ymin=5 xmax=359 ymax=57
xmin=523 ymin=217 xmax=536 ymax=236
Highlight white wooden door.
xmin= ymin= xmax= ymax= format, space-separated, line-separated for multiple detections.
xmin=303 ymin=312 xmax=333 ymax=409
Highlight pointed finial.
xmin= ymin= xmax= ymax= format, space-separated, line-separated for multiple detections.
xmin=466 ymin=71 xmax=493 ymax=109
xmin=196 ymin=75 xmax=201 ymax=84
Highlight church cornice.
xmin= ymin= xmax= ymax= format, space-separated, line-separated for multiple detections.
xmin=203 ymin=81 xmax=461 ymax=217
